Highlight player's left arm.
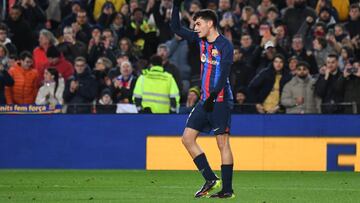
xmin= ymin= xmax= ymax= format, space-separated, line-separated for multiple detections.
xmin=212 ymin=42 xmax=233 ymax=97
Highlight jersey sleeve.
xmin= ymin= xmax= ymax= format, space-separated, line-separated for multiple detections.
xmin=170 ymin=5 xmax=198 ymax=43
xmin=213 ymin=41 xmax=233 ymax=94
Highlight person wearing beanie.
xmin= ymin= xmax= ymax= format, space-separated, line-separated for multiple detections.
xmin=96 ymin=88 xmax=116 ymax=114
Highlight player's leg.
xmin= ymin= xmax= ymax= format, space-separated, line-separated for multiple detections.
xmin=208 ymin=102 xmax=235 ymax=198
xmin=183 ymin=103 xmax=220 ymax=198
xmin=209 ymin=133 xmax=235 ymax=198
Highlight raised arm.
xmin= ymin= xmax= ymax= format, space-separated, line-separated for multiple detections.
xmin=170 ymin=0 xmax=198 ymax=43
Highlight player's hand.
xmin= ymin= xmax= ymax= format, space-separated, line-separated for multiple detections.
xmin=203 ymin=92 xmax=217 ymax=112
xmin=173 ymin=0 xmax=183 ymax=8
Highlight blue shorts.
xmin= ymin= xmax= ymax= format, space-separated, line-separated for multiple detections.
xmin=186 ymin=101 xmax=232 ymax=135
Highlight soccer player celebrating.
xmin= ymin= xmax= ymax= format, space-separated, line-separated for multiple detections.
xmin=170 ymin=0 xmax=235 ymax=199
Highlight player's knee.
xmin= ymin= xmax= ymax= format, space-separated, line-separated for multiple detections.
xmin=181 ymin=135 xmax=194 ymax=147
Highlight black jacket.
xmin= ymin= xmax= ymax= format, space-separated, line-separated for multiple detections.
xmin=335 ymin=75 xmax=360 ymax=114
xmin=315 ymin=70 xmax=342 ymax=114
xmin=0 ymin=70 xmax=14 ymax=104
xmin=63 ymin=67 xmax=98 ymax=114
xmin=248 ymin=65 xmax=292 ymax=104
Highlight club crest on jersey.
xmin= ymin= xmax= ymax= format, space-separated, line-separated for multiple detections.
xmin=201 ymin=54 xmax=206 ymax=63
xmin=211 ymin=49 xmax=218 ymax=57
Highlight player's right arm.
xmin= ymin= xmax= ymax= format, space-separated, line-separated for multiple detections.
xmin=170 ymin=0 xmax=198 ymax=43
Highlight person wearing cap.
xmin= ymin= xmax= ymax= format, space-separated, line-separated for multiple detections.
xmin=281 ymin=61 xmax=320 ymax=114
xmin=179 ymin=86 xmax=200 ymax=114
xmin=133 ymin=55 xmax=179 ymax=113
xmin=37 ymin=45 xmax=73 ymax=87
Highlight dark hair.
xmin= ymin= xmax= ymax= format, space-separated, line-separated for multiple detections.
xmin=150 ymin=55 xmax=163 ymax=66
xmin=0 ymin=23 xmax=8 ymax=32
xmin=327 ymin=53 xmax=338 ymax=60
xmin=19 ymin=51 xmax=32 ymax=60
xmin=315 ymin=37 xmax=327 ymax=48
xmin=296 ymin=61 xmax=310 ymax=69
xmin=273 ymin=53 xmax=285 ymax=63
xmin=47 ymin=68 xmax=59 ymax=99
xmin=193 ymin=9 xmax=218 ymax=28
xmin=132 ymin=7 xmax=144 ymax=14
xmin=350 ymin=3 xmax=360 ymax=10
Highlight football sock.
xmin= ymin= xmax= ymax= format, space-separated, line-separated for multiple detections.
xmin=221 ymin=164 xmax=233 ymax=193
xmin=193 ymin=153 xmax=218 ymax=181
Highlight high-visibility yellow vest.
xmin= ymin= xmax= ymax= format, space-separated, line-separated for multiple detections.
xmin=130 ymin=20 xmax=157 ymax=50
xmin=133 ymin=66 xmax=180 ymax=113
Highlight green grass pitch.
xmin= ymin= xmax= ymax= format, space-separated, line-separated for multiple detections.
xmin=0 ymin=170 xmax=359 ymax=202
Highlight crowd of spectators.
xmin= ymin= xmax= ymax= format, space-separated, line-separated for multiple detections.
xmin=0 ymin=0 xmax=359 ymax=114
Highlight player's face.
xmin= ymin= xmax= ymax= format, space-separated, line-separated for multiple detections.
xmin=194 ymin=18 xmax=211 ymax=38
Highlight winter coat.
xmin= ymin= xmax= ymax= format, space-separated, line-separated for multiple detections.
xmin=5 ymin=64 xmax=39 ymax=104
xmin=0 ymin=69 xmax=14 ymax=104
xmin=63 ymin=67 xmax=98 ymax=114
xmin=335 ymin=75 xmax=360 ymax=114
xmin=248 ymin=65 xmax=292 ymax=104
xmin=281 ymin=76 xmax=320 ymax=114
xmin=315 ymin=70 xmax=342 ymax=114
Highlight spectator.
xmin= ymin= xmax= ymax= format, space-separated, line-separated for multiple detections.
xmin=18 ymin=0 xmax=47 ymax=32
xmin=35 ymin=68 xmax=64 ymax=105
xmin=72 ymin=9 xmax=92 ymax=44
xmin=281 ymin=61 xmax=320 ymax=114
xmin=63 ymin=56 xmax=97 ymax=114
xmin=133 ymin=55 xmax=179 ymax=113
xmin=88 ymin=28 xmax=117 ymax=67
xmin=157 ymin=43 xmax=182 ymax=94
xmin=257 ymin=0 xmax=275 ymax=19
xmin=118 ymin=37 xmax=140 ymax=63
xmin=335 ymin=61 xmax=360 ymax=114
xmin=248 ymin=54 xmax=292 ymax=114
xmin=150 ymin=0 xmax=174 ymax=43
xmin=230 ymin=46 xmax=254 ymax=91
xmin=125 ymin=8 xmax=158 ymax=59
xmin=60 ymin=0 xmax=83 ymax=29
xmin=315 ymin=0 xmax=340 ymax=22
xmin=6 ymin=5 xmax=33 ymax=52
xmin=93 ymin=0 xmax=126 ymax=21
xmin=283 ymin=0 xmax=317 ymax=38
xmin=45 ymin=0 xmax=61 ymax=32
xmin=288 ymin=35 xmax=318 ymax=75
xmin=97 ymin=2 xmax=116 ymax=29
xmin=316 ymin=7 xmax=337 ymax=29
xmin=315 ymin=54 xmax=343 ymax=114
xmin=179 ymin=86 xmax=200 ymax=114
xmin=232 ymin=87 xmax=254 ymax=114
xmin=0 ymin=23 xmax=17 ymax=55
xmin=57 ymin=26 xmax=88 ymax=64
xmin=39 ymin=45 xmax=74 ymax=84
xmin=0 ymin=57 xmax=14 ymax=104
xmin=95 ymin=88 xmax=117 ymax=114
xmin=313 ymin=36 xmax=333 ymax=71
xmin=5 ymin=51 xmax=39 ymax=104
xmin=112 ymin=61 xmax=137 ymax=103
xmin=288 ymin=56 xmax=299 ymax=76
xmin=108 ymin=52 xmax=130 ymax=79
xmin=338 ymin=46 xmax=354 ymax=72
xmin=93 ymin=56 xmax=113 ymax=98
xmin=33 ymin=29 xmax=57 ymax=73
xmin=110 ymin=12 xmax=127 ymax=43
xmin=166 ymin=34 xmax=191 ymax=91
xmin=274 ymin=23 xmax=290 ymax=53
xmin=345 ymin=4 xmax=360 ymax=39
xmin=240 ymin=33 xmax=257 ymax=65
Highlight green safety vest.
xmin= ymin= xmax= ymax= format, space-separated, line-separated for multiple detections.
xmin=133 ymin=66 xmax=180 ymax=113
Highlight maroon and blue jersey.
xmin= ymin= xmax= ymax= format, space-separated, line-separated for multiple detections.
xmin=170 ymin=6 xmax=233 ymax=103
